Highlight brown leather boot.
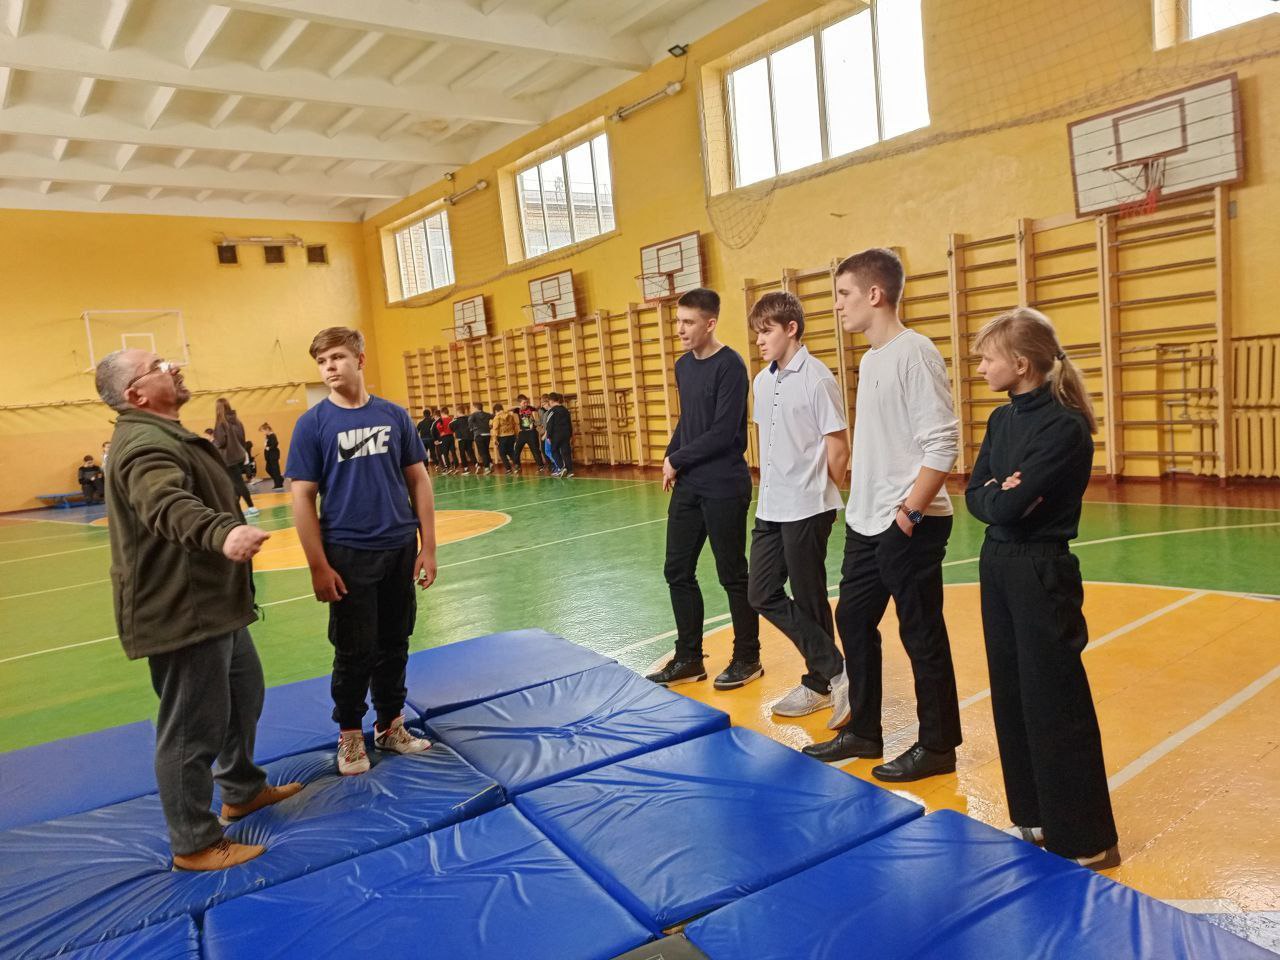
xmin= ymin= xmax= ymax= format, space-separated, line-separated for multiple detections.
xmin=172 ymin=837 xmax=266 ymax=871
xmin=219 ymin=781 xmax=304 ymax=825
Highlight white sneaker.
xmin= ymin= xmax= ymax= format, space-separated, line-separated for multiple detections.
xmin=771 ymin=683 xmax=832 ymax=717
xmin=373 ymin=715 xmax=431 ymax=755
xmin=337 ymin=730 xmax=370 ymax=775
xmin=1004 ymin=825 xmax=1045 ymax=845
xmin=827 ymin=671 xmax=851 ymax=730
xmin=1074 ymin=845 xmax=1121 ymax=870
xmin=244 ymin=506 xmax=260 ymax=517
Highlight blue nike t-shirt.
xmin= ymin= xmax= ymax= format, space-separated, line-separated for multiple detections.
xmin=286 ymin=396 xmax=426 ymax=550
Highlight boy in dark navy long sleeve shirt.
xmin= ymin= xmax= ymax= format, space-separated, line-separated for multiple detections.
xmin=647 ymin=288 xmax=761 ymax=692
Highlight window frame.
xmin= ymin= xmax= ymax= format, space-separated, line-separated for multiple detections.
xmin=390 ymin=207 xmax=455 ymax=301
xmin=514 ymin=132 xmax=615 ymax=261
xmin=724 ymin=0 xmax=924 ymax=189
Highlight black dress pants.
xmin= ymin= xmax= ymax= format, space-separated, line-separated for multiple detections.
xmin=836 ymin=516 xmax=962 ymax=752
xmin=980 ymin=540 xmax=1118 ymax=858
xmin=474 ymin=435 xmax=492 ymax=468
xmin=497 ymin=436 xmax=517 ymax=470
xmin=324 ymin=540 xmax=417 ymax=731
xmin=457 ymin=437 xmax=476 ymax=468
xmin=748 ymin=512 xmax=842 ymax=693
xmin=664 ymin=483 xmax=758 ymax=663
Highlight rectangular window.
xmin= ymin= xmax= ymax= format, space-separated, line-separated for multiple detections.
xmin=516 ymin=132 xmax=615 ymax=259
xmin=726 ymin=0 xmax=929 ymax=188
xmin=393 ymin=209 xmax=454 ymax=299
xmin=1189 ymin=0 xmax=1275 ymax=38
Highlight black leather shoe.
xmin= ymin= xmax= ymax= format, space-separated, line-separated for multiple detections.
xmin=872 ymin=743 xmax=956 ymax=782
xmin=802 ymin=730 xmax=884 ymax=763
xmin=645 ymin=658 xmax=707 ymax=687
xmin=713 ymin=660 xmax=764 ymax=690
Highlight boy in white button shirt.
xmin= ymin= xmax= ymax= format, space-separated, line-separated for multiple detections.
xmin=747 ymin=292 xmax=851 ymax=718
xmin=804 ymin=248 xmax=963 ymax=783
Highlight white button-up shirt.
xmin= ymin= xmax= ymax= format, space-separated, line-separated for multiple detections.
xmin=752 ymin=346 xmax=847 ymax=522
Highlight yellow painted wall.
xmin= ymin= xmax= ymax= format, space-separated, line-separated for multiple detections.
xmin=363 ymin=0 xmax=1280 ymax=476
xmin=1 ymin=210 xmax=378 ymax=511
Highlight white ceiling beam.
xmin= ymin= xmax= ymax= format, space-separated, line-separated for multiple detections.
xmin=545 ymin=0 xmax=584 ymax=28
xmin=479 ymin=0 xmax=511 ymax=14
xmin=51 ymin=136 xmax=69 ymax=159
xmin=72 ymin=76 xmax=97 ymax=117
xmin=218 ymin=0 xmax=649 ymax=71
xmin=227 ymin=151 xmax=251 ymax=170
xmin=37 ymin=178 xmax=51 ymax=193
xmin=259 ymin=17 xmax=307 ymax=70
xmin=326 ymin=30 xmax=382 ymax=80
xmin=0 ymin=32 xmax=542 ymax=124
xmin=378 ymin=112 xmax=414 ymax=141
xmin=94 ymin=183 xmax=113 ymax=202
xmin=0 ymin=103 xmax=468 ymax=164
xmin=208 ymin=93 xmax=241 ymax=127
xmin=144 ymin=85 xmax=177 ymax=128
xmin=269 ymin=98 xmax=305 ymax=133
xmin=185 ymin=4 xmax=233 ymax=68
xmin=145 ymin=185 xmax=162 ymax=199
xmin=432 ymin=119 xmax=469 ymax=143
xmin=101 ymin=0 xmax=137 ymax=50
xmin=0 ymin=153 xmax=408 ymax=197
xmin=0 ymin=65 xmax=10 ymax=107
xmin=6 ymin=0 xmax=28 ymax=38
xmin=114 ymin=142 xmax=137 ymax=169
xmin=503 ymin=59 xmax=558 ymax=97
xmin=448 ymin=51 xmax=500 ymax=90
xmin=0 ymin=185 xmax=365 ymax=220
xmin=610 ymin=0 xmax=680 ymax=37
xmin=173 ymin=147 xmax=195 ymax=167
xmin=390 ymin=43 xmax=445 ymax=86
xmin=195 ymin=188 xmax=213 ymax=201
xmin=241 ymin=190 xmax=261 ymax=203
xmin=324 ymin=106 xmax=362 ymax=138
xmin=277 ymin=154 xmax=302 ymax=173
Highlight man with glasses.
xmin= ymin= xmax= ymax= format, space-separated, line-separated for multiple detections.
xmin=95 ymin=349 xmax=302 ymax=871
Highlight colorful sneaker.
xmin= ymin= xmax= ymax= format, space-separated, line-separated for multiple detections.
xmin=771 ymin=683 xmax=831 ymax=717
xmin=337 ymin=729 xmax=370 ymax=775
xmin=243 ymin=506 xmax=260 ymax=518
xmin=374 ymin=715 xmax=432 ymax=755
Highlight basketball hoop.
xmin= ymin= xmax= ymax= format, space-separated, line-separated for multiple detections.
xmin=1110 ymin=156 xmax=1166 ymax=219
xmin=636 ymin=271 xmax=677 ymax=303
xmin=522 ymin=302 xmax=557 ymax=325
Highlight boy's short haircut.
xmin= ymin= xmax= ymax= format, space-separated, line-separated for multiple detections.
xmin=548 ymin=392 xmax=562 ymax=403
xmin=493 ymin=402 xmax=504 ymax=412
xmin=677 ymin=287 xmax=720 ymax=318
xmin=517 ymin=394 xmax=529 ymax=403
xmin=83 ymin=455 xmax=93 ymax=462
xmin=835 ymin=248 xmax=906 ymax=307
xmin=748 ymin=291 xmax=806 ymax=339
xmin=472 ymin=401 xmax=482 ymax=410
xmin=308 ymin=326 xmax=364 ymax=359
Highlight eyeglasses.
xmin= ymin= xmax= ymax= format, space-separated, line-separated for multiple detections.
xmin=125 ymin=359 xmax=175 ymax=390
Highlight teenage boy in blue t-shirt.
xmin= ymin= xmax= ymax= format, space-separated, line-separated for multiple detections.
xmin=287 ymin=326 xmax=438 ymax=776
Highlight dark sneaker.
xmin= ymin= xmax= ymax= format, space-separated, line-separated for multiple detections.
xmin=645 ymin=658 xmax=707 ymax=687
xmin=713 ymin=660 xmax=764 ymax=690
xmin=872 ymin=743 xmax=956 ymax=783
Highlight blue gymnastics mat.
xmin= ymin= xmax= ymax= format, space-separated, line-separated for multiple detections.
xmin=202 ymin=805 xmax=654 ymax=960
xmin=516 ymin=727 xmax=924 ymax=932
xmin=404 ymin=627 xmax=614 ymax=717
xmin=426 ymin=662 xmax=730 ymax=794
xmin=0 ymin=746 xmax=501 ymax=959
xmin=682 ymin=810 xmax=1274 ymax=960
xmin=0 ymin=719 xmax=157 ymax=832
xmin=60 ymin=917 xmax=199 ymax=960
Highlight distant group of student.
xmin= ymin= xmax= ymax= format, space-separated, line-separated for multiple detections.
xmin=649 ymin=248 xmax=1119 ymax=872
xmin=92 ymin=244 xmax=1117 ymax=876
xmin=414 ymin=393 xmax=575 ymax=478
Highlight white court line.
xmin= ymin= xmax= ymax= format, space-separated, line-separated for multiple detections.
xmin=502 ymin=481 xmax=651 ymax=510
xmin=0 ymin=578 xmax=110 ymax=602
xmin=0 ymin=530 xmax=109 ymax=546
xmin=0 ymin=542 xmax=110 ymax=564
xmin=1107 ymin=661 xmax=1280 ymax=791
xmin=0 ymin=633 xmax=118 ymax=665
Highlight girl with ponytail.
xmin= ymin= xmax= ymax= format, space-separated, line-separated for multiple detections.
xmin=966 ymin=307 xmax=1119 ymax=869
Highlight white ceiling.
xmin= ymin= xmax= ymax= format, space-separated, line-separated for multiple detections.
xmin=0 ymin=0 xmax=755 ymax=222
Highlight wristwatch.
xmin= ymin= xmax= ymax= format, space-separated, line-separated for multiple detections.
xmin=898 ymin=503 xmax=924 ymax=526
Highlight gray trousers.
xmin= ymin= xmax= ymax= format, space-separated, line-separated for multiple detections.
xmin=147 ymin=627 xmax=268 ymax=856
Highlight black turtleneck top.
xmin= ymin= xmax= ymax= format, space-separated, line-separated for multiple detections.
xmin=965 ymin=383 xmax=1094 ymax=543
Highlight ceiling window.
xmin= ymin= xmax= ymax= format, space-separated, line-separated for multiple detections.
xmin=516 ymin=133 xmax=615 ymax=259
xmin=727 ymin=0 xmax=929 ymax=188
xmin=393 ymin=209 xmax=454 ymax=299
xmin=1188 ymin=0 xmax=1275 ymax=38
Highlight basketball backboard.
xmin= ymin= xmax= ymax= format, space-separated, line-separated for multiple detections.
xmin=453 ymin=295 xmax=487 ymax=340
xmin=526 ymin=270 xmax=577 ymax=324
xmin=1068 ymin=74 xmax=1242 ymax=216
xmin=638 ymin=231 xmax=704 ymax=303
xmin=82 ymin=309 xmax=189 ymax=372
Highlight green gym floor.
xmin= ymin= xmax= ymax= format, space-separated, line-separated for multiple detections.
xmin=2 ymin=470 xmax=1278 ymax=945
